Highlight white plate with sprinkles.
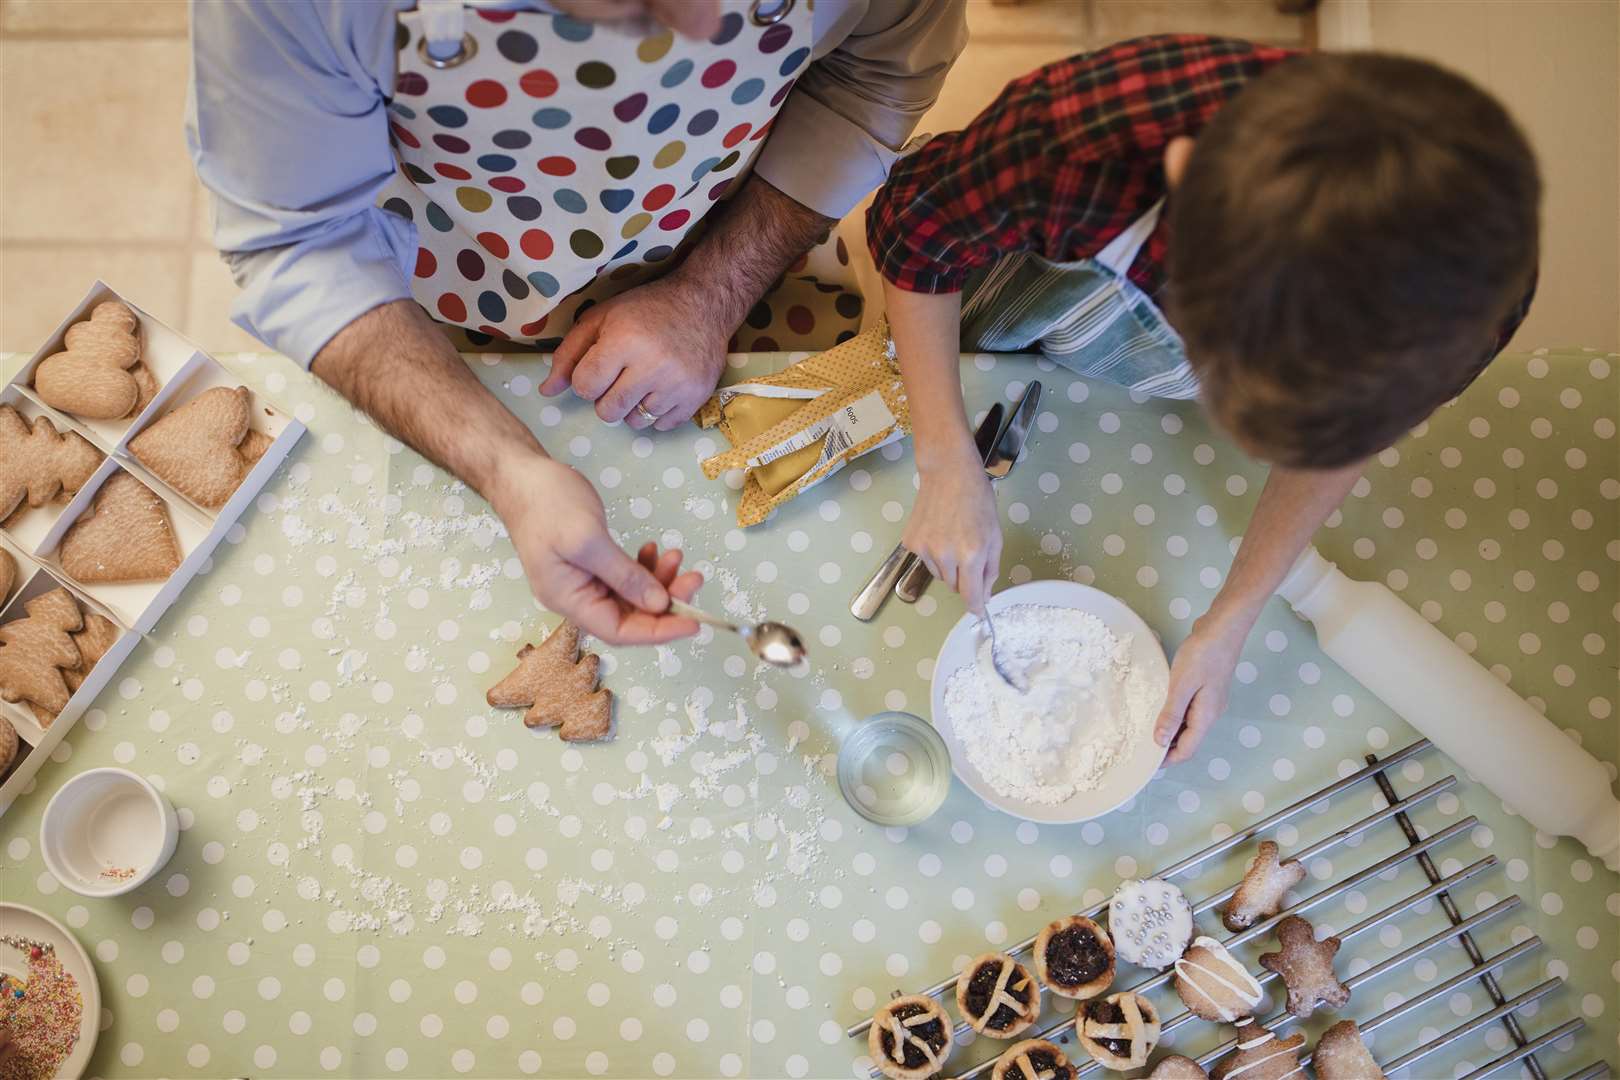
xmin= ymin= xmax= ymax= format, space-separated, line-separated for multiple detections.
xmin=0 ymin=904 xmax=100 ymax=1080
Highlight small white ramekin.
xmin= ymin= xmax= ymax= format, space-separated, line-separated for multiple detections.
xmin=40 ymin=768 xmax=179 ymax=897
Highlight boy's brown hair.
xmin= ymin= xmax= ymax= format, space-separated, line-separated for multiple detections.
xmin=1168 ymin=52 xmax=1541 ymax=469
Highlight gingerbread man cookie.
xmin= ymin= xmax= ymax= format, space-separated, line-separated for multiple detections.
xmin=487 ymin=623 xmax=613 ymax=741
xmin=33 ymin=301 xmax=154 ymax=420
xmin=1258 ymin=915 xmax=1349 ymax=1018
xmin=1222 ymin=840 xmax=1306 ymax=931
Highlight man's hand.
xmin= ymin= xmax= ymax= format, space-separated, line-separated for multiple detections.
xmin=1153 ymin=609 xmax=1251 ymax=763
xmin=904 ymin=454 xmax=1002 ymax=615
xmin=542 ymin=275 xmax=728 ymax=433
xmin=491 ymin=455 xmax=702 ymax=645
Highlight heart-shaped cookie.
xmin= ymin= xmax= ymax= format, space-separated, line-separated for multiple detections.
xmin=33 ymin=301 xmax=150 ymax=420
xmin=129 ymin=386 xmax=270 ymax=509
xmin=59 ymin=471 xmax=182 ymax=583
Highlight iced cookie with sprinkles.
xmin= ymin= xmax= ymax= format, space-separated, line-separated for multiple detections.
xmin=956 ymin=952 xmax=1039 ymax=1039
xmin=992 ymin=1038 xmax=1076 ymax=1080
xmin=1313 ymin=1020 xmax=1386 ymax=1080
xmin=1076 ymin=990 xmax=1160 ymax=1071
xmin=868 ymin=994 xmax=952 ymax=1080
xmin=1033 ymin=914 xmax=1114 ymax=1000
xmin=1108 ymin=878 xmax=1193 ymax=969
xmin=1173 ymin=936 xmax=1264 ymax=1022
xmin=1210 ymin=1018 xmax=1305 ymax=1080
xmin=1257 ymin=915 xmax=1349 ymax=1018
xmin=1222 ymin=840 xmax=1305 ymax=931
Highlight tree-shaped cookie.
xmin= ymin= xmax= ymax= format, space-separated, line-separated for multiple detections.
xmin=1258 ymin=915 xmax=1350 ymax=1017
xmin=487 ymin=623 xmax=613 ymax=741
xmin=129 ymin=386 xmax=273 ymax=509
xmin=26 ymin=611 xmax=121 ymax=726
xmin=59 ymin=472 xmax=182 ymax=584
xmin=0 ymin=405 xmax=102 ymax=521
xmin=33 ymin=301 xmax=153 ymax=420
xmin=1210 ymin=1020 xmax=1305 ymax=1080
xmin=0 ymin=587 xmax=85 ymax=715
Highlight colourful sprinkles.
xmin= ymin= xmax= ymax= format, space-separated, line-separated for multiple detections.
xmin=0 ymin=935 xmax=82 ymax=1080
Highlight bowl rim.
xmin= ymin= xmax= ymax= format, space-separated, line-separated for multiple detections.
xmin=39 ymin=767 xmax=174 ymax=898
xmin=927 ymin=579 xmax=1171 ymax=824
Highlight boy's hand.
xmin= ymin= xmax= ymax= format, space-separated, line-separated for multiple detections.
xmin=1154 ymin=610 xmax=1252 ymax=763
xmin=492 ymin=456 xmax=702 ymax=645
xmin=903 ymin=452 xmax=1002 ymax=615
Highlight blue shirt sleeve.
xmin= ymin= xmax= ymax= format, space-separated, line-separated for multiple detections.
xmin=187 ymin=0 xmax=418 ymax=367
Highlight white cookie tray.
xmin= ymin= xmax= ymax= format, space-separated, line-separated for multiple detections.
xmin=0 ymin=280 xmax=305 ymax=816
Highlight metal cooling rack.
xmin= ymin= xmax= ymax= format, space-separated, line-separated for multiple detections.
xmin=844 ymin=739 xmax=1609 ymax=1080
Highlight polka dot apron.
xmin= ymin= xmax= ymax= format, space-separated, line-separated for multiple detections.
xmin=381 ymin=1 xmax=863 ymax=352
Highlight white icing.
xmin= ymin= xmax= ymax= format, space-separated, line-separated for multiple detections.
xmin=1173 ymin=936 xmax=1263 ymax=1021
xmin=1108 ymin=878 xmax=1194 ymax=969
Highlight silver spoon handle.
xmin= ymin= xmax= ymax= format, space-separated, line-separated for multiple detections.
xmin=667 ymin=598 xmax=739 ymax=635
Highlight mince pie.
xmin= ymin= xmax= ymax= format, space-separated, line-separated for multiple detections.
xmin=992 ymin=1038 xmax=1076 ymax=1080
xmin=869 ymin=994 xmax=952 ymax=1080
xmin=1076 ymin=991 xmax=1161 ymax=1071
xmin=955 ymin=952 xmax=1039 ymax=1040
xmin=1033 ymin=915 xmax=1115 ymax=1000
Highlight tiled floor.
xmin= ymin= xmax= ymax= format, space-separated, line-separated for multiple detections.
xmin=0 ymin=0 xmax=1310 ymax=356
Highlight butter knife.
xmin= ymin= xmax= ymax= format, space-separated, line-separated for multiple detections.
xmin=895 ymin=379 xmax=1042 ymax=603
xmin=849 ymin=403 xmax=1004 ymax=622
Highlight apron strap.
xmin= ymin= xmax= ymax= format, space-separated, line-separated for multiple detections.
xmin=1094 ymin=198 xmax=1165 ymax=276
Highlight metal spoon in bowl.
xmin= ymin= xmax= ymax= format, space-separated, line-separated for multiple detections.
xmin=980 ymin=607 xmax=1023 ymax=692
xmin=668 ymin=599 xmax=807 ymax=667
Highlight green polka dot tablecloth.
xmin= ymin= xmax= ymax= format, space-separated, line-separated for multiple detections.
xmin=0 ymin=347 xmax=1615 ymax=1080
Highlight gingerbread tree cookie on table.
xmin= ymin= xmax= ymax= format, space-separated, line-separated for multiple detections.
xmin=487 ymin=622 xmax=613 ymax=741
xmin=0 ymin=587 xmax=83 ymax=716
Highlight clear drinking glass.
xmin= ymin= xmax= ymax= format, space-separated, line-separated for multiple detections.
xmin=835 ymin=711 xmax=952 ymax=826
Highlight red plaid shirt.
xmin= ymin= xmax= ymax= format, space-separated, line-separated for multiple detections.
xmin=867 ymin=34 xmax=1295 ymax=297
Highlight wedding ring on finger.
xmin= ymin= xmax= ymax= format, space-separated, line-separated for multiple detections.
xmin=634 ymin=403 xmax=659 ymax=424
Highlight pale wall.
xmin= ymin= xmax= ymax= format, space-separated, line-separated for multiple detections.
xmin=1326 ymin=0 xmax=1620 ymax=352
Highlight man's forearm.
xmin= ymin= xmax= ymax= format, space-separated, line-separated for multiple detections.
xmin=1209 ymin=461 xmax=1367 ymax=626
xmin=667 ymin=175 xmax=835 ymax=334
xmin=885 ymin=282 xmax=976 ymax=474
xmin=311 ymin=300 xmax=544 ymax=504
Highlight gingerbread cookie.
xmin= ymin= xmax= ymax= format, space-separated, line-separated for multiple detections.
xmin=992 ymin=1039 xmax=1075 ymax=1080
xmin=1211 ymin=1018 xmax=1305 ymax=1080
xmin=868 ymin=995 xmax=952 ymax=1080
xmin=487 ymin=623 xmax=613 ymax=741
xmin=0 ymin=716 xmax=18 ymax=774
xmin=1313 ymin=1020 xmax=1385 ymax=1080
xmin=1033 ymin=915 xmax=1114 ymax=1000
xmin=0 ymin=550 xmax=15 ymax=606
xmin=129 ymin=386 xmax=272 ymax=509
xmin=0 ymin=587 xmax=83 ymax=715
xmin=1150 ymin=1056 xmax=1210 ymax=1079
xmin=1258 ymin=915 xmax=1349 ymax=1018
xmin=33 ymin=301 xmax=152 ymax=420
xmin=1173 ymin=936 xmax=1264 ymax=1022
xmin=1222 ymin=841 xmax=1305 ymax=931
xmin=1109 ymin=878 xmax=1194 ymax=969
xmin=1076 ymin=991 xmax=1160 ymax=1071
xmin=59 ymin=472 xmax=182 ymax=584
xmin=955 ymin=952 xmax=1038 ymax=1040
xmin=0 ymin=406 xmax=102 ymax=523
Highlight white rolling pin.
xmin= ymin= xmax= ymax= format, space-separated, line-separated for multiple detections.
xmin=1278 ymin=546 xmax=1620 ymax=872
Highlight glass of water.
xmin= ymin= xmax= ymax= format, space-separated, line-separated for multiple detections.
xmin=836 ymin=711 xmax=952 ymax=826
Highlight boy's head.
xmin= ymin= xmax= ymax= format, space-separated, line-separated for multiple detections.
xmin=1167 ymin=52 xmax=1541 ymax=469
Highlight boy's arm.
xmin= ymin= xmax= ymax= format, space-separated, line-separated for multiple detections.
xmin=1155 ymin=459 xmax=1366 ymax=762
xmin=886 ymin=283 xmax=1002 ymax=614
